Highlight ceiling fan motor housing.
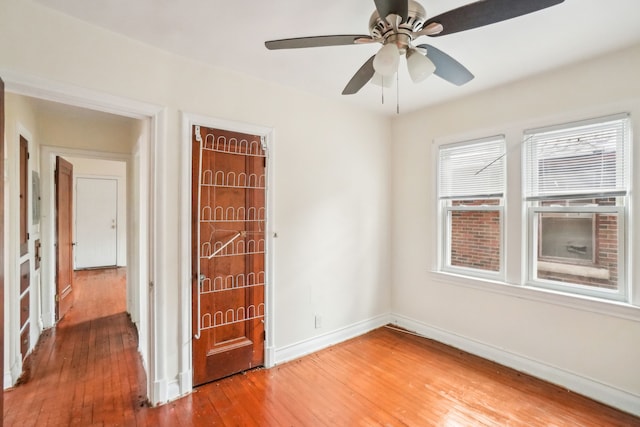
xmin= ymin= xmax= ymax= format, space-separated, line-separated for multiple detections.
xmin=369 ymin=0 xmax=427 ymax=52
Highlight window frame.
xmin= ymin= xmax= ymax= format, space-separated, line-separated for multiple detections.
xmin=523 ymin=113 xmax=631 ymax=302
xmin=527 ymin=204 xmax=627 ymax=301
xmin=437 ymin=136 xmax=506 ymax=281
xmin=442 ymin=201 xmax=505 ymax=280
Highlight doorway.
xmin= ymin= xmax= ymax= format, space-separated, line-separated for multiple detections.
xmin=191 ymin=125 xmax=267 ymax=386
xmin=75 ymin=173 xmax=123 ymax=270
xmin=2 ymin=76 xmax=162 ymax=402
xmin=75 ymin=177 xmax=118 ymax=269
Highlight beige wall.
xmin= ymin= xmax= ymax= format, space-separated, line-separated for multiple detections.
xmin=391 ymin=44 xmax=640 ymax=412
xmin=37 ymin=106 xmax=136 ymax=154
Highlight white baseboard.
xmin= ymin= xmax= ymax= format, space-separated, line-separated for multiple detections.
xmin=391 ymin=313 xmax=640 ymax=417
xmin=151 ymin=377 xmax=182 ymax=405
xmin=265 ymin=345 xmax=276 ymax=368
xmin=7 ymin=358 xmax=22 ymax=389
xmin=152 ymin=379 xmax=167 ymax=406
xmin=42 ymin=311 xmax=55 ymax=329
xmin=179 ymin=370 xmax=192 ymax=396
xmin=166 ymin=378 xmax=181 ymax=403
xmin=274 ymin=313 xmax=391 ymax=365
xmin=4 ymin=372 xmax=14 ymax=389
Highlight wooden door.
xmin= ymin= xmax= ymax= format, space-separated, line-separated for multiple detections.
xmin=55 ymin=156 xmax=74 ymax=320
xmin=192 ymin=125 xmax=266 ymax=386
xmin=75 ymin=177 xmax=118 ymax=269
xmin=1 ymin=76 xmax=6 ymax=427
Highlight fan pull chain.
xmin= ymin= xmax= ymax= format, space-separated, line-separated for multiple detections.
xmin=396 ymin=72 xmax=400 ymax=115
xmin=381 ymin=76 xmax=385 ymax=104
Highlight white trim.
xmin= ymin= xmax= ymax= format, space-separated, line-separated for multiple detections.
xmin=153 ymin=379 xmax=167 ymax=405
xmin=527 ymin=205 xmax=628 ymax=302
xmin=5 ymin=122 xmax=34 ymax=387
xmin=274 ymin=314 xmax=391 ymax=365
xmin=8 ymin=359 xmax=22 ymax=389
xmin=1 ymin=68 xmax=158 ymax=119
xmin=391 ymin=313 xmax=640 ymax=417
xmin=264 ymin=129 xmax=276 ymax=369
xmin=3 ymin=372 xmax=13 ymax=389
xmin=40 ymin=146 xmax=133 ymax=328
xmin=167 ymin=379 xmax=181 ymax=403
xmin=152 ymin=376 xmax=184 ymax=405
xmin=178 ymin=370 xmax=192 ymax=398
xmin=179 ymin=112 xmax=276 ymax=394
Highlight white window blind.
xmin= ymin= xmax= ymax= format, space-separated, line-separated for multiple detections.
xmin=438 ymin=136 xmax=505 ymax=199
xmin=524 ymin=113 xmax=630 ymax=200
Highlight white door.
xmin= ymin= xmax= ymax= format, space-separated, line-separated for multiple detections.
xmin=75 ymin=177 xmax=118 ymax=269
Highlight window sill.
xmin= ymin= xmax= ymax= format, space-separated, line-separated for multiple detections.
xmin=431 ymin=270 xmax=640 ymax=322
xmin=537 ymin=261 xmax=610 ymax=280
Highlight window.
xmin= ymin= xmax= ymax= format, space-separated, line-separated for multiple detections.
xmin=524 ymin=114 xmax=630 ymax=301
xmin=438 ymin=136 xmax=505 ymax=278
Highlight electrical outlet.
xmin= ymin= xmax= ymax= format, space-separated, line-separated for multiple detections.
xmin=314 ymin=314 xmax=322 ymax=329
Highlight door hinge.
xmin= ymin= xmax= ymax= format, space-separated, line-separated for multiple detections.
xmin=55 ymin=294 xmax=59 ymax=302
xmin=27 ymin=151 xmax=30 ymax=160
xmin=263 ymin=330 xmax=266 ymax=342
xmin=27 ymin=232 xmax=30 ymax=240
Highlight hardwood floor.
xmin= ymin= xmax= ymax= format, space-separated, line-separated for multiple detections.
xmin=4 ymin=268 xmax=639 ymax=426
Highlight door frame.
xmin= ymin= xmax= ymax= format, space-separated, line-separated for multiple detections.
xmin=43 ymin=149 xmax=129 ymax=323
xmin=180 ymin=112 xmax=275 ymax=393
xmin=1 ymin=76 xmax=6 ymax=427
xmin=2 ymin=70 xmax=166 ymax=404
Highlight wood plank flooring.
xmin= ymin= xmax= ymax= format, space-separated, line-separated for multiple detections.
xmin=4 ymin=268 xmax=639 ymax=426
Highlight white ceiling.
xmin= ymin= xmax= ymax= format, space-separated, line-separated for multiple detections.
xmin=33 ymin=0 xmax=640 ymax=116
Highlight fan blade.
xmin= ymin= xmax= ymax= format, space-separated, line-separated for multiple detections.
xmin=374 ymin=0 xmax=409 ymax=21
xmin=417 ymin=44 xmax=474 ymax=86
xmin=342 ymin=55 xmax=376 ymax=95
xmin=423 ymin=0 xmax=564 ymax=37
xmin=265 ymin=35 xmax=373 ymax=50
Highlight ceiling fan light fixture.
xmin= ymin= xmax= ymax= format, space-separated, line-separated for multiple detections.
xmin=407 ymin=48 xmax=436 ymax=83
xmin=373 ymin=43 xmax=400 ymax=77
xmin=371 ymin=72 xmax=395 ymax=88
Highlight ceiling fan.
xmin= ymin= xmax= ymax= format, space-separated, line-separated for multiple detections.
xmin=265 ymin=0 xmax=564 ymax=95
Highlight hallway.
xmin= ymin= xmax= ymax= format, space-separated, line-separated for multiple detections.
xmin=3 ymin=268 xmax=150 ymax=426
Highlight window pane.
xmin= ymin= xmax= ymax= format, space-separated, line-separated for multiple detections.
xmin=524 ymin=114 xmax=630 ymax=200
xmin=539 ymin=213 xmax=594 ymax=263
xmin=449 ymin=208 xmax=501 ymax=272
xmin=439 ymin=137 xmax=505 ymax=199
xmin=536 ymin=211 xmax=619 ymax=290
